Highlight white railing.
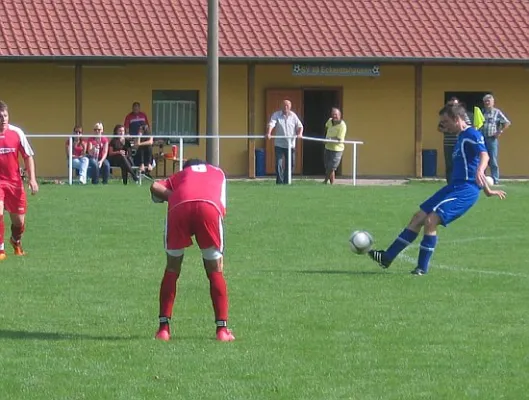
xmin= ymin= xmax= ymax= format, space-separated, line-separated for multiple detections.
xmin=25 ymin=135 xmax=364 ymax=186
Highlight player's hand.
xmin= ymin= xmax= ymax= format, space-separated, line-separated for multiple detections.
xmin=476 ymin=170 xmax=487 ymax=187
xmin=28 ymin=179 xmax=39 ymax=195
xmin=487 ymin=189 xmax=506 ymax=199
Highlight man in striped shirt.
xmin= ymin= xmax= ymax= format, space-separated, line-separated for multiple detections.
xmin=480 ymin=94 xmax=511 ymax=184
xmin=438 ymin=97 xmax=471 ymax=184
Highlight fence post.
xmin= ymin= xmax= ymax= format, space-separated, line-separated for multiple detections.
xmin=68 ymin=135 xmax=73 ymax=185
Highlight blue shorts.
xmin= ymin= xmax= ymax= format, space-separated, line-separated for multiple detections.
xmin=420 ymin=182 xmax=480 ymax=226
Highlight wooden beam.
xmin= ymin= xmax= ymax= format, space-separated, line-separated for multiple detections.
xmin=247 ymin=63 xmax=256 ymax=178
xmin=75 ymin=63 xmax=83 ymax=127
xmin=414 ymin=64 xmax=423 ymax=178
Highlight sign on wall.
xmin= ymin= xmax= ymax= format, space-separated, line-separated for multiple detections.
xmin=292 ymin=63 xmax=380 ymax=77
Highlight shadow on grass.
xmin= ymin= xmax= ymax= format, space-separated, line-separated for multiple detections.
xmin=0 ymin=329 xmax=146 ymax=341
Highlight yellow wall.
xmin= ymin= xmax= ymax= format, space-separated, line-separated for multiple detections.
xmin=422 ymin=66 xmax=529 ymax=177
xmin=0 ymin=63 xmax=75 ymax=176
xmin=254 ymin=65 xmax=416 ymax=176
xmin=82 ymin=64 xmax=248 ymax=176
xmin=1 ymin=62 xmax=527 ymax=178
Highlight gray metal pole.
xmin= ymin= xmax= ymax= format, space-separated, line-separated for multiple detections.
xmin=206 ymin=0 xmax=220 ymax=166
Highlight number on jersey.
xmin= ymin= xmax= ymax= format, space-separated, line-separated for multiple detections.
xmin=190 ymin=164 xmax=207 ymax=172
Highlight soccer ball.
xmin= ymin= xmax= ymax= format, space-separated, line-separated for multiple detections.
xmin=485 ymin=176 xmax=494 ymax=186
xmin=349 ymin=230 xmax=374 ymax=254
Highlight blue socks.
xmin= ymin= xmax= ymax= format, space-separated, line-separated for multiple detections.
xmin=385 ymin=228 xmax=419 ymax=261
xmin=418 ymin=234 xmax=437 ymax=273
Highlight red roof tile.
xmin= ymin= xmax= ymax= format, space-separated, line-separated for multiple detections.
xmin=1 ymin=0 xmax=527 ymax=62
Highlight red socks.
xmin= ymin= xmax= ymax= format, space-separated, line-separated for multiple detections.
xmin=207 ymin=271 xmax=229 ymax=330
xmin=11 ymin=223 xmax=24 ymax=243
xmin=159 ymin=270 xmax=179 ymax=324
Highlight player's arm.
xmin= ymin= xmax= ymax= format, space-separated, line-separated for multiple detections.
xmin=23 ymin=156 xmax=38 ymax=195
xmin=150 ymin=180 xmax=172 ymax=203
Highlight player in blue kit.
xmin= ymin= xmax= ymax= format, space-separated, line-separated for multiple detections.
xmin=368 ymin=102 xmax=506 ymax=275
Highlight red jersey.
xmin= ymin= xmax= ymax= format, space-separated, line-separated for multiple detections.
xmin=87 ymin=136 xmax=109 ymax=160
xmin=66 ymin=139 xmax=85 ymax=157
xmin=0 ymin=124 xmax=34 ymax=186
xmin=163 ymin=164 xmax=226 ymax=217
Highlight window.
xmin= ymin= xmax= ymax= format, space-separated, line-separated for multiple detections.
xmin=152 ymin=90 xmax=199 ymax=145
xmin=444 ymin=91 xmax=491 ymax=121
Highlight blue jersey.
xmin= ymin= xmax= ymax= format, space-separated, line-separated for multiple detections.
xmin=451 ymin=127 xmax=487 ymax=184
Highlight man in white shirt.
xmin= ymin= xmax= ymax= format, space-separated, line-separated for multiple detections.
xmin=266 ymin=100 xmax=303 ymax=184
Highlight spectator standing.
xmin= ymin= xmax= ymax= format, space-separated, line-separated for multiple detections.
xmin=265 ymin=100 xmax=303 ymax=184
xmin=124 ymin=102 xmax=149 ymax=135
xmin=480 ymin=94 xmax=511 ymax=184
xmin=323 ymin=108 xmax=347 ymax=185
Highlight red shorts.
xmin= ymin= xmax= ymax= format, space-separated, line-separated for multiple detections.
xmin=0 ymin=185 xmax=27 ymax=215
xmin=165 ymin=201 xmax=224 ymax=254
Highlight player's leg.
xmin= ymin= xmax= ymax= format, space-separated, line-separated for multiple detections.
xmin=0 ymin=189 xmax=6 ymax=260
xmin=5 ymin=186 xmax=27 ymax=256
xmin=155 ymin=208 xmax=193 ymax=341
xmin=368 ymin=185 xmax=453 ymax=268
xmin=156 ymin=252 xmax=184 ymax=341
xmin=411 ymin=212 xmax=440 ymax=276
xmin=412 ymin=184 xmax=480 ymax=275
xmin=195 ymin=204 xmax=234 ymax=341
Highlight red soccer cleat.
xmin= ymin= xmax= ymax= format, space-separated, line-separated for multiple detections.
xmin=154 ymin=327 xmax=170 ymax=341
xmin=10 ymin=238 xmax=25 ymax=256
xmin=216 ymin=328 xmax=235 ymax=342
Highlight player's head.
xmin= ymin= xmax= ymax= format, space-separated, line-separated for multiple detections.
xmin=438 ymin=103 xmax=468 ymax=134
xmin=0 ymin=100 xmax=9 ymax=130
xmin=183 ymin=158 xmax=208 ymax=169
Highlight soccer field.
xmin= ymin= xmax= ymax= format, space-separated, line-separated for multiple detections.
xmin=1 ymin=180 xmax=528 ymax=400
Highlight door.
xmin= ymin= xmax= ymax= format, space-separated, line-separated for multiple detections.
xmin=265 ymin=89 xmax=304 ymax=175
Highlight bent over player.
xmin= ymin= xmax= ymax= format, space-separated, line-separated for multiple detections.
xmin=0 ymin=101 xmax=39 ymax=259
xmin=368 ymin=103 xmax=506 ymax=275
xmin=150 ymin=159 xmax=234 ymax=341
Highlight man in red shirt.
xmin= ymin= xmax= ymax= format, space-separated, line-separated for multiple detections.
xmin=0 ymin=101 xmax=39 ymax=259
xmin=124 ymin=102 xmax=149 ymax=136
xmin=150 ymin=159 xmax=235 ymax=342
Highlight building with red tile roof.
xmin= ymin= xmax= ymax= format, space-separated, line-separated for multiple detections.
xmin=0 ymin=0 xmax=527 ymax=178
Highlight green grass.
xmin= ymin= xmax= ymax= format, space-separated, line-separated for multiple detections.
xmin=1 ymin=180 xmax=528 ymax=400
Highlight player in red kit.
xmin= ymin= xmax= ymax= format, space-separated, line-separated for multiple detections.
xmin=0 ymin=101 xmax=39 ymax=259
xmin=150 ymin=159 xmax=235 ymax=342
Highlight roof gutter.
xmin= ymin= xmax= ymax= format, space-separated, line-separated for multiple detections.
xmin=0 ymin=55 xmax=527 ymax=65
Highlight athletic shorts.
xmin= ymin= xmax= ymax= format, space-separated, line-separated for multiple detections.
xmin=0 ymin=185 xmax=27 ymax=215
xmin=165 ymin=201 xmax=224 ymax=254
xmin=420 ymin=182 xmax=480 ymax=227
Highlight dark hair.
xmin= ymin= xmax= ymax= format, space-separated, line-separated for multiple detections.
xmin=183 ymin=158 xmax=208 ymax=169
xmin=73 ymin=125 xmax=83 ymax=133
xmin=138 ymin=124 xmax=149 ymax=134
xmin=439 ymin=103 xmax=468 ymax=120
xmin=132 ymin=102 xmax=140 ymax=108
xmin=0 ymin=100 xmax=8 ymax=111
xmin=113 ymin=124 xmax=124 ymax=134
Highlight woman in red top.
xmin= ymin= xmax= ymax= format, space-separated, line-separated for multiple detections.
xmin=65 ymin=125 xmax=89 ymax=184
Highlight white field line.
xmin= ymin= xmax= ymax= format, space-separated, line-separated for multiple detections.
xmin=397 ymin=235 xmax=529 ymax=278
